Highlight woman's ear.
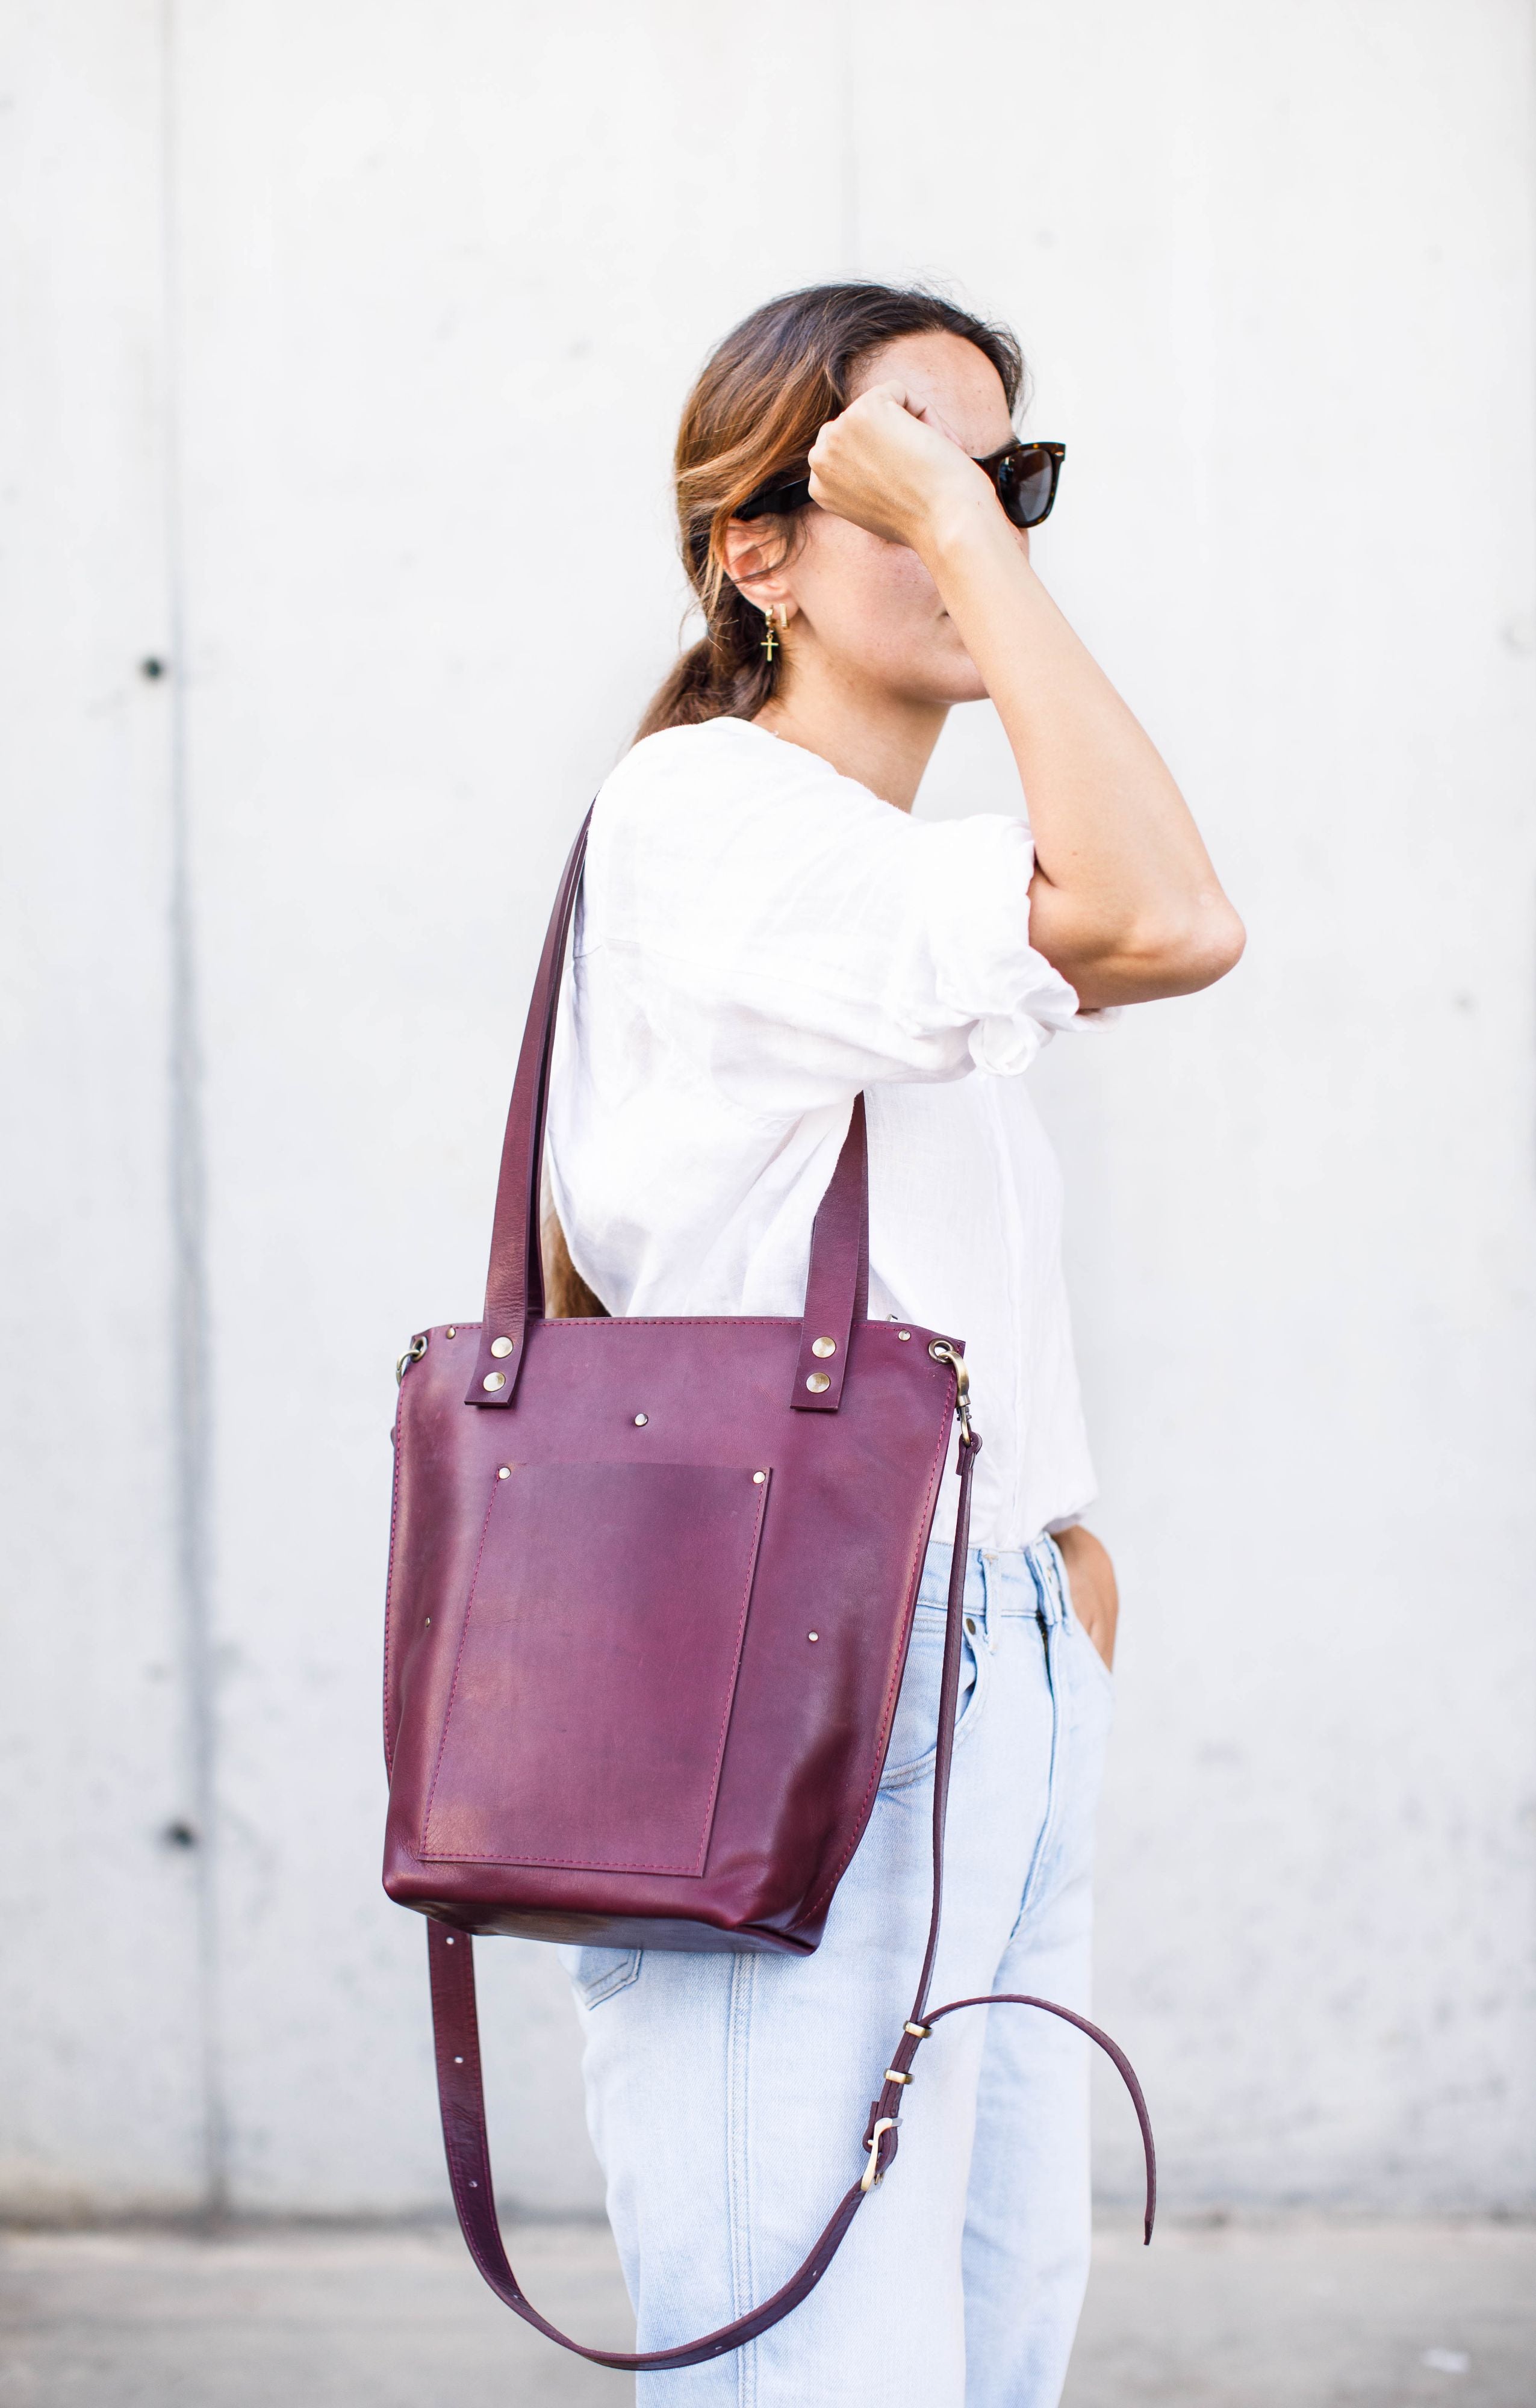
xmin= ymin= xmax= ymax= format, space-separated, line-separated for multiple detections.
xmin=720 ymin=518 xmax=796 ymax=622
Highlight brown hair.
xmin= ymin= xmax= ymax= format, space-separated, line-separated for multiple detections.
xmin=635 ymin=282 xmax=1025 ymax=740
xmin=544 ymin=282 xmax=1024 ymax=1318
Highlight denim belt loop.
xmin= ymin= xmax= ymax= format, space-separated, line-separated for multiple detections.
xmin=973 ymin=1549 xmax=995 ymax=1651
xmin=1054 ymin=1536 xmax=1076 ymax=1631
xmin=1026 ymin=1536 xmax=1060 ymax=1633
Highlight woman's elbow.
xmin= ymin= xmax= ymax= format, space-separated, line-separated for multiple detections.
xmin=1073 ymin=895 xmax=1246 ymax=1005
xmin=1160 ymin=896 xmax=1246 ymax=993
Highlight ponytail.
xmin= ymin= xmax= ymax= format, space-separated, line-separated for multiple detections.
xmin=635 ymin=609 xmax=774 ymax=743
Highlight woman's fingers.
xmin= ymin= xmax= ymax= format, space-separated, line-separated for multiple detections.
xmin=806 ymin=386 xmax=989 ymax=544
xmin=1057 ymin=1526 xmax=1119 ymax=1672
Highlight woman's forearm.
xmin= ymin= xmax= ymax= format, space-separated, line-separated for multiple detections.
xmin=919 ymin=505 xmax=1245 ymax=1007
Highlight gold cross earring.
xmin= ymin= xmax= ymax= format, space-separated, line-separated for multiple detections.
xmin=761 ymin=604 xmax=781 ymax=662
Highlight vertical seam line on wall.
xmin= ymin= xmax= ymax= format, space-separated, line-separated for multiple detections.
xmin=160 ymin=0 xmax=226 ymax=2220
xmin=838 ymin=0 xmax=859 ymax=275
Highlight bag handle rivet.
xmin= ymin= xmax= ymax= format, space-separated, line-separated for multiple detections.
xmin=490 ymin=1336 xmax=514 ymax=1359
xmin=805 ymin=1371 xmax=831 ymax=1394
xmin=752 ymin=1471 xmax=766 ymax=1484
xmin=633 ymin=1413 xmax=649 ymax=1426
xmin=810 ymin=1335 xmax=837 ymax=1358
xmin=446 ymin=1326 xmax=456 ymax=1338
xmin=497 ymin=1467 xmax=511 ymax=1480
xmin=897 ymin=1329 xmax=910 ymax=1340
xmin=808 ymin=1631 xmax=819 ymax=1642
xmin=482 ymin=1372 xmax=506 ymax=1392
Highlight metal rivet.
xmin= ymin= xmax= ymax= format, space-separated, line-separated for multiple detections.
xmin=446 ymin=1326 xmax=456 ymax=1337
xmin=808 ymin=1631 xmax=819 ymax=1642
xmin=424 ymin=1617 xmax=431 ymax=1627
xmin=490 ymin=1336 xmax=514 ymax=1358
xmin=897 ymin=1330 xmax=910 ymax=1341
xmin=752 ymin=1470 xmax=766 ymax=1483
xmin=482 ymin=1371 xmax=505 ymax=1391
xmin=497 ymin=1466 xmax=511 ymax=1479
xmin=805 ymin=1371 xmax=831 ymax=1394
xmin=453 ymin=2055 xmax=464 ymax=2065
xmin=633 ymin=1412 xmax=648 ymax=1426
xmin=811 ymin=1335 xmax=837 ymax=1358
xmin=965 ymin=1616 xmax=977 ymax=1636
xmin=444 ymin=1936 xmax=454 ymax=1945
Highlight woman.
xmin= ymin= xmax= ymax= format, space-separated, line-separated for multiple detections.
xmin=546 ymin=283 xmax=1243 ymax=2406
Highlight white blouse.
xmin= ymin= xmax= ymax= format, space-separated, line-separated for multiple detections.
xmin=546 ymin=715 xmax=1100 ymax=1551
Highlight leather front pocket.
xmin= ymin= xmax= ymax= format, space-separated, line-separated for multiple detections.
xmin=421 ymin=1460 xmax=769 ymax=1875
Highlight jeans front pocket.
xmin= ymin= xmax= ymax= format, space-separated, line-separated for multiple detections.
xmin=879 ymin=1604 xmax=989 ymax=1789
xmin=1048 ymin=1538 xmax=1115 ymax=1711
xmin=560 ymin=1943 xmax=642 ymax=2008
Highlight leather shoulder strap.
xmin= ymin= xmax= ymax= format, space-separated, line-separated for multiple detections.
xmin=790 ymin=1093 xmax=868 ymax=1413
xmin=463 ymin=810 xmax=591 ymax=1406
xmin=465 ymin=800 xmax=870 ymax=1410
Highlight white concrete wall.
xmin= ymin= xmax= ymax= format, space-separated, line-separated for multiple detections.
xmin=0 ymin=0 xmax=210 ymax=2215
xmin=3 ymin=0 xmax=1533 ymax=2221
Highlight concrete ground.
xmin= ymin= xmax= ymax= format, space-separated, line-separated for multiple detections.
xmin=1 ymin=2215 xmax=1532 ymax=2406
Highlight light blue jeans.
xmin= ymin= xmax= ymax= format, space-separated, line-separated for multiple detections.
xmin=561 ymin=1536 xmax=1114 ymax=2406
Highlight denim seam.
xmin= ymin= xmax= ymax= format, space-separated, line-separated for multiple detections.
xmin=978 ymin=1551 xmax=997 ymax=1652
xmin=726 ymin=1952 xmax=757 ymax=2407
xmin=1006 ymin=1589 xmax=1064 ymax=1946
xmin=577 ymin=1948 xmax=642 ymax=2008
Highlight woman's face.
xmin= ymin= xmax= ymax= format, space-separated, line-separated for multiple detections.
xmin=739 ymin=330 xmax=1023 ymax=709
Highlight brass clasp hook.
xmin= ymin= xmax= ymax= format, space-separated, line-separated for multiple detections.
xmin=927 ymin=1341 xmax=972 ymax=1444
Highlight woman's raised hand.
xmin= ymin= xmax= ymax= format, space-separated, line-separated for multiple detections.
xmin=806 ymin=383 xmax=1003 ymax=550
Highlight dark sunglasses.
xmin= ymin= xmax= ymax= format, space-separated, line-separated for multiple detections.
xmin=736 ymin=439 xmax=1066 ymax=531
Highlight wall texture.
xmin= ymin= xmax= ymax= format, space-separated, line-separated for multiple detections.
xmin=2 ymin=0 xmax=1534 ymax=2222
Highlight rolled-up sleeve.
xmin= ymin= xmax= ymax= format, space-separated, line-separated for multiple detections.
xmin=588 ymin=723 xmax=1084 ymax=1117
xmin=903 ymin=812 xmax=1081 ymax=1075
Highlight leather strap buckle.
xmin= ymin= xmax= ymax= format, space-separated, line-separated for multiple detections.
xmin=860 ymin=2115 xmax=898 ymax=2191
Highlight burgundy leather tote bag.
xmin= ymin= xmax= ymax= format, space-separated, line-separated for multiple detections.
xmin=383 ymin=808 xmax=1154 ymax=2371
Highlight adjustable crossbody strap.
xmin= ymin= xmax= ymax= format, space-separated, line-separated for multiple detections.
xmin=425 ymin=1427 xmax=1155 ymax=2372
